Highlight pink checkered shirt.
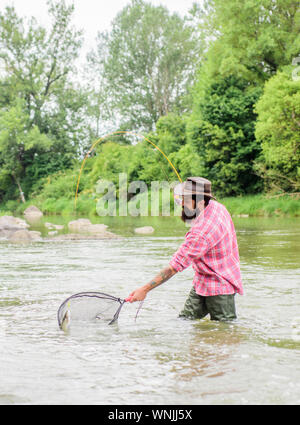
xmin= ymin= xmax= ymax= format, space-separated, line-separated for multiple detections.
xmin=169 ymin=200 xmax=243 ymax=296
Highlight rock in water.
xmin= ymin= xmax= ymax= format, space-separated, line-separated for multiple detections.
xmin=0 ymin=216 xmax=29 ymax=239
xmin=8 ymin=229 xmax=42 ymax=243
xmin=45 ymin=222 xmax=64 ymax=230
xmin=68 ymin=219 xmax=108 ymax=234
xmin=134 ymin=226 xmax=155 ymax=234
xmin=48 ymin=231 xmax=58 ymax=236
xmin=45 ymin=222 xmax=55 ymax=229
xmin=0 ymin=215 xmax=29 ymax=229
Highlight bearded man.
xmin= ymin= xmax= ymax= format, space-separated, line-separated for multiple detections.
xmin=127 ymin=177 xmax=243 ymax=321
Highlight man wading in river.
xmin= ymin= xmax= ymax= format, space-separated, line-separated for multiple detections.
xmin=127 ymin=177 xmax=243 ymax=321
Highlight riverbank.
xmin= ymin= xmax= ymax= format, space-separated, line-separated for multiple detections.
xmin=0 ymin=213 xmax=124 ymax=243
xmin=222 ymin=194 xmax=300 ymax=218
xmin=0 ymin=193 xmax=300 ymax=218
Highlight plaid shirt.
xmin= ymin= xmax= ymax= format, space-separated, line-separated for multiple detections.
xmin=169 ymin=200 xmax=243 ymax=296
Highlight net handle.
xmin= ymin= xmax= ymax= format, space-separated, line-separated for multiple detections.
xmin=108 ymin=299 xmax=126 ymax=325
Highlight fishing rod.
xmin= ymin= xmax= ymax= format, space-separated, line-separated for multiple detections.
xmin=74 ymin=130 xmax=182 ymax=211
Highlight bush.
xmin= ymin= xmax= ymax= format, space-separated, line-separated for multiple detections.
xmin=255 ymin=70 xmax=300 ymax=193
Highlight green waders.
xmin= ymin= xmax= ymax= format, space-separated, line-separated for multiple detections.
xmin=179 ymin=287 xmax=237 ymax=321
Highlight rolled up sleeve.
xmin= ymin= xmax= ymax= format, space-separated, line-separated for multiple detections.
xmin=169 ymin=231 xmax=210 ymax=272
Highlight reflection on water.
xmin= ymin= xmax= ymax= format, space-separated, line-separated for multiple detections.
xmin=162 ymin=321 xmax=246 ymax=380
xmin=0 ymin=216 xmax=299 ymax=405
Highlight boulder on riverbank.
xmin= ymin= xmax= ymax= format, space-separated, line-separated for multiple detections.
xmin=68 ymin=218 xmax=108 ymax=234
xmin=0 ymin=215 xmax=120 ymax=242
xmin=0 ymin=215 xmax=28 ymax=229
xmin=8 ymin=229 xmax=42 ymax=243
xmin=24 ymin=206 xmax=43 ymax=223
xmin=134 ymin=226 xmax=155 ymax=234
xmin=0 ymin=215 xmax=29 ymax=239
xmin=43 ymin=218 xmax=120 ymax=240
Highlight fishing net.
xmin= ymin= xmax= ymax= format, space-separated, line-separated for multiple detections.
xmin=57 ymin=291 xmax=126 ymax=328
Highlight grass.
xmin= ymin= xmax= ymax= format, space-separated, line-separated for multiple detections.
xmin=1 ymin=193 xmax=300 ymax=218
xmin=220 ymin=194 xmax=300 ymax=217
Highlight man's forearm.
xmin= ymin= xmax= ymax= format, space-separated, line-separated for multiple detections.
xmin=144 ymin=265 xmax=177 ymax=292
xmin=127 ymin=265 xmax=178 ymax=302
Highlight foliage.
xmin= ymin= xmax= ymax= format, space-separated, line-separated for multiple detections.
xmin=88 ymin=142 xmax=135 ymax=186
xmin=168 ymin=143 xmax=204 ymax=182
xmin=198 ymin=0 xmax=300 ymax=83
xmin=0 ymin=0 xmax=299 ymax=212
xmin=188 ymin=76 xmax=263 ymax=195
xmin=87 ymin=140 xmax=175 ymax=188
xmin=187 ymin=0 xmax=299 ymax=197
xmin=154 ymin=113 xmax=187 ymax=156
xmin=254 ymin=70 xmax=300 ymax=192
xmin=220 ymin=194 xmax=300 ymax=217
xmin=91 ymin=0 xmax=202 ymax=131
xmin=0 ymin=100 xmax=52 ymax=201
xmin=0 ymin=1 xmax=87 ymax=200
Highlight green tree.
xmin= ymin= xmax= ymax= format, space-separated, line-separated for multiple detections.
xmin=185 ymin=0 xmax=300 ymax=197
xmin=154 ymin=113 xmax=187 ymax=156
xmin=90 ymin=0 xmax=202 ymax=131
xmin=84 ymin=39 xmax=113 ymax=141
xmin=254 ymin=70 xmax=300 ymax=192
xmin=198 ymin=0 xmax=300 ymax=84
xmin=146 ymin=113 xmax=200 ymax=181
xmin=0 ymin=1 xmax=87 ymax=168
xmin=188 ymin=76 xmax=263 ymax=195
xmin=168 ymin=143 xmax=204 ymax=181
xmin=0 ymin=100 xmax=52 ymax=202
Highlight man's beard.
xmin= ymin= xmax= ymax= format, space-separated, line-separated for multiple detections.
xmin=181 ymin=206 xmax=200 ymax=223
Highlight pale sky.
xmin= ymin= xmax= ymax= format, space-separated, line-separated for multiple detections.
xmin=0 ymin=0 xmax=199 ymax=59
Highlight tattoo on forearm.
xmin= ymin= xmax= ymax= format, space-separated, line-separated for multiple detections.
xmin=149 ymin=266 xmax=177 ymax=290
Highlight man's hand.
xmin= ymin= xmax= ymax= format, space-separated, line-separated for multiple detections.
xmin=126 ymin=265 xmax=177 ymax=303
xmin=126 ymin=285 xmax=149 ymax=303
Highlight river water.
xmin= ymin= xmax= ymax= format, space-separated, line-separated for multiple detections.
xmin=0 ymin=216 xmax=299 ymax=405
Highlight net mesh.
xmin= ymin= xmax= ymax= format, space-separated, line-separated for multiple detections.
xmin=57 ymin=292 xmax=125 ymax=328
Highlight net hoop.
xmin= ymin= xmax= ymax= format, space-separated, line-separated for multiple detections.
xmin=57 ymin=291 xmax=126 ymax=328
